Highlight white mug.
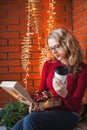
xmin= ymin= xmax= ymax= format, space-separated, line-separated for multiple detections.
xmin=54 ymin=66 xmax=68 ymax=83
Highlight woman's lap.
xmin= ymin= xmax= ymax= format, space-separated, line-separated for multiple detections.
xmin=12 ymin=110 xmax=79 ymax=130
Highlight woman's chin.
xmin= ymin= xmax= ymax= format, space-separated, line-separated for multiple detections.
xmin=56 ymin=57 xmax=62 ymax=61
xmin=56 ymin=58 xmax=66 ymax=64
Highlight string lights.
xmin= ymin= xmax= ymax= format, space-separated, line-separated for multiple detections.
xmin=21 ymin=0 xmax=56 ymax=88
xmin=47 ymin=0 xmax=56 ymax=34
xmin=21 ymin=0 xmax=40 ymax=89
xmin=39 ymin=0 xmax=56 ymax=73
xmin=27 ymin=0 xmax=41 ymax=49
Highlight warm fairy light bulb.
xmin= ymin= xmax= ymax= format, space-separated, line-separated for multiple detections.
xmin=47 ymin=0 xmax=56 ymax=34
xmin=21 ymin=0 xmax=41 ymax=89
xmin=32 ymin=7 xmax=36 ymax=10
xmin=53 ymin=12 xmax=56 ymax=14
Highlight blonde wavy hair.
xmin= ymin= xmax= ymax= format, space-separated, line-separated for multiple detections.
xmin=46 ymin=28 xmax=83 ymax=74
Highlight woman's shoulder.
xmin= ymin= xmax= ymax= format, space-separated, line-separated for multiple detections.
xmin=81 ymin=62 xmax=87 ymax=69
xmin=80 ymin=62 xmax=87 ymax=75
xmin=44 ymin=59 xmax=61 ymax=66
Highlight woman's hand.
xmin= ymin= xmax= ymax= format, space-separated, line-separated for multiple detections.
xmin=53 ymin=77 xmax=68 ymax=97
xmin=29 ymin=102 xmax=43 ymax=113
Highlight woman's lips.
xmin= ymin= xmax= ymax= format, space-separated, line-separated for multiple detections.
xmin=54 ymin=54 xmax=63 ymax=61
xmin=54 ymin=53 xmax=59 ymax=57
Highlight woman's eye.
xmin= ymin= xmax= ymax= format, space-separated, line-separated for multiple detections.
xmin=56 ymin=45 xmax=60 ymax=48
xmin=48 ymin=45 xmax=61 ymax=52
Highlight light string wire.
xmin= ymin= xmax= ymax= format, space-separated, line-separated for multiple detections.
xmin=39 ymin=0 xmax=56 ymax=73
xmin=21 ymin=0 xmax=56 ymax=88
xmin=21 ymin=0 xmax=40 ymax=89
xmin=47 ymin=0 xmax=56 ymax=34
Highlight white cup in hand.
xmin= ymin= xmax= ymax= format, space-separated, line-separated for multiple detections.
xmin=54 ymin=66 xmax=68 ymax=83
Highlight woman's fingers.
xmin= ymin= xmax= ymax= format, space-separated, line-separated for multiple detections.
xmin=29 ymin=102 xmax=43 ymax=113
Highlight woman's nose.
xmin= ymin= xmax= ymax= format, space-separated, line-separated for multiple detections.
xmin=52 ymin=48 xmax=58 ymax=54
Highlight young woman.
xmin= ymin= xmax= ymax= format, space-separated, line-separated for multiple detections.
xmin=12 ymin=28 xmax=87 ymax=130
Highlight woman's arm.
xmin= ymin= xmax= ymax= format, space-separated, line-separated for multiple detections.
xmin=63 ymin=68 xmax=87 ymax=112
xmin=39 ymin=61 xmax=49 ymax=91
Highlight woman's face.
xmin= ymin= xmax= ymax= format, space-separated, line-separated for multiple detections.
xmin=48 ymin=38 xmax=68 ymax=64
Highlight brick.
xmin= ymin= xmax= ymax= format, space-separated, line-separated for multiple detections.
xmin=30 ymin=73 xmax=40 ymax=80
xmin=0 ymin=88 xmax=8 ymax=95
xmin=9 ymin=67 xmax=25 ymax=73
xmin=73 ymin=6 xmax=84 ymax=17
xmin=0 ymin=73 xmax=21 ymax=80
xmin=8 ymin=25 xmax=27 ymax=31
xmin=55 ymin=18 xmax=65 ymax=25
xmin=34 ymin=79 xmax=40 ymax=86
xmin=0 ymin=25 xmax=6 ymax=31
xmin=0 ymin=46 xmax=20 ymax=52
xmin=0 ymin=0 xmax=6 ymax=3
xmin=30 ymin=59 xmax=39 ymax=66
xmin=66 ymin=18 xmax=73 ymax=26
xmin=33 ymin=66 xmax=40 ymax=72
xmin=72 ymin=1 xmax=80 ymax=9
xmin=9 ymin=39 xmax=22 ymax=45
xmin=0 ymin=67 xmax=8 ymax=73
xmin=43 ymin=30 xmax=50 ymax=38
xmin=20 ymin=17 xmax=27 ymax=24
xmin=0 ymin=53 xmax=7 ymax=59
xmin=33 ymin=39 xmax=46 ymax=46
xmin=75 ymin=28 xmax=87 ymax=35
xmin=75 ymin=21 xmax=85 ymax=29
xmin=56 ymin=5 xmax=65 ymax=11
xmin=0 ymin=11 xmax=6 ymax=17
xmin=39 ymin=25 xmax=49 ymax=31
xmin=0 ymin=94 xmax=11 ymax=101
xmin=30 ymin=46 xmax=40 ymax=52
xmin=56 ymin=0 xmax=68 ymax=4
xmin=8 ymin=53 xmax=21 ymax=59
xmin=0 ymin=4 xmax=19 ymax=10
xmin=0 ymin=32 xmax=19 ymax=39
xmin=9 ymin=66 xmax=32 ymax=73
xmin=7 ymin=11 xmax=27 ymax=17
xmin=0 ymin=60 xmax=20 ymax=66
xmin=0 ymin=18 xmax=19 ymax=24
xmin=73 ymin=15 xmax=81 ymax=23
xmin=78 ymin=35 xmax=87 ymax=43
xmin=22 ymin=73 xmax=40 ymax=80
xmin=7 ymin=0 xmax=26 ymax=4
xmin=0 ymin=103 xmax=7 ymax=107
xmin=0 ymin=39 xmax=7 ymax=45
xmin=80 ymin=43 xmax=87 ymax=50
xmin=32 ymin=53 xmax=40 ymax=59
xmin=27 ymin=86 xmax=39 ymax=93
xmin=41 ymin=0 xmax=49 ymax=3
xmin=20 ymin=80 xmax=34 ymax=88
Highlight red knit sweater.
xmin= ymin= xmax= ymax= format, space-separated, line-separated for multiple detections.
xmin=39 ymin=60 xmax=87 ymax=114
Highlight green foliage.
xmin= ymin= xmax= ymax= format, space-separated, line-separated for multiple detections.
xmin=0 ymin=101 xmax=29 ymax=129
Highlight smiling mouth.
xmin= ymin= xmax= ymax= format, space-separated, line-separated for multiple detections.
xmin=54 ymin=53 xmax=59 ymax=57
xmin=55 ymin=54 xmax=64 ymax=61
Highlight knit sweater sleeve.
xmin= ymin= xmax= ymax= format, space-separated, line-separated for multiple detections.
xmin=39 ymin=61 xmax=50 ymax=91
xmin=62 ymin=65 xmax=87 ymax=113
